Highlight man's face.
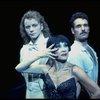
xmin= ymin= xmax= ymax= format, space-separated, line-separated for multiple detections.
xmin=24 ymin=18 xmax=43 ymax=40
xmin=72 ymin=18 xmax=90 ymax=42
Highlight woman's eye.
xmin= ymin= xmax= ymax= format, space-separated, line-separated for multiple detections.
xmin=64 ymin=44 xmax=68 ymax=47
xmin=32 ymin=24 xmax=38 ymax=27
xmin=55 ymin=44 xmax=60 ymax=48
xmin=25 ymin=26 xmax=30 ymax=29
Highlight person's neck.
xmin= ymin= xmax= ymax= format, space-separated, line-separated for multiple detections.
xmin=55 ymin=60 xmax=67 ymax=71
xmin=31 ymin=33 xmax=43 ymax=44
xmin=75 ymin=39 xmax=88 ymax=47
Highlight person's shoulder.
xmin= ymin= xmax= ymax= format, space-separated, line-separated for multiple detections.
xmin=71 ymin=64 xmax=81 ymax=75
xmin=20 ymin=44 xmax=28 ymax=50
xmin=68 ymin=49 xmax=81 ymax=58
xmin=67 ymin=62 xmax=79 ymax=73
xmin=45 ymin=37 xmax=49 ymax=42
xmin=71 ymin=43 xmax=81 ymax=50
xmin=69 ymin=43 xmax=82 ymax=56
xmin=68 ymin=62 xmax=76 ymax=68
xmin=20 ymin=43 xmax=30 ymax=53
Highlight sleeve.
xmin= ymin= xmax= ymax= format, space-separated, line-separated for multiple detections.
xmin=20 ymin=45 xmax=27 ymax=62
xmin=20 ymin=45 xmax=34 ymax=62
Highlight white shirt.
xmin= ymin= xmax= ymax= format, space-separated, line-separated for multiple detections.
xmin=20 ymin=33 xmax=49 ymax=99
xmin=68 ymin=40 xmax=98 ymax=83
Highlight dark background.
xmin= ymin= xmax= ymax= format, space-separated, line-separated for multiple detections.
xmin=0 ymin=0 xmax=100 ymax=99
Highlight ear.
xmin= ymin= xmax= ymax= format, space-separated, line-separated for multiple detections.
xmin=40 ymin=23 xmax=43 ymax=30
xmin=71 ymin=28 xmax=75 ymax=35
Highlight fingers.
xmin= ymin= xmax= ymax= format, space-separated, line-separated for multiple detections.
xmin=50 ymin=48 xmax=58 ymax=52
xmin=48 ymin=44 xmax=55 ymax=49
xmin=48 ymin=55 xmax=55 ymax=59
xmin=47 ymin=44 xmax=58 ymax=52
xmin=39 ymin=44 xmax=58 ymax=59
xmin=47 ymin=52 xmax=58 ymax=59
xmin=48 ymin=52 xmax=58 ymax=57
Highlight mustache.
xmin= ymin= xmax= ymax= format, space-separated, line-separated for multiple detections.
xmin=80 ymin=31 xmax=88 ymax=34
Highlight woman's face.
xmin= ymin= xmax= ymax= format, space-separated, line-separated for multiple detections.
xmin=55 ymin=42 xmax=69 ymax=61
xmin=24 ymin=18 xmax=43 ymax=40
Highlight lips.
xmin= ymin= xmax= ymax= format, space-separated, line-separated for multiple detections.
xmin=61 ymin=53 xmax=67 ymax=56
xmin=80 ymin=32 xmax=88 ymax=35
xmin=29 ymin=34 xmax=37 ymax=37
xmin=30 ymin=33 xmax=35 ymax=35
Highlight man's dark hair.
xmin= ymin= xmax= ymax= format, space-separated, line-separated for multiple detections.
xmin=70 ymin=12 xmax=89 ymax=27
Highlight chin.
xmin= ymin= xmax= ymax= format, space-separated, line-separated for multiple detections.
xmin=60 ymin=60 xmax=66 ymax=63
xmin=79 ymin=38 xmax=88 ymax=42
xmin=57 ymin=59 xmax=66 ymax=63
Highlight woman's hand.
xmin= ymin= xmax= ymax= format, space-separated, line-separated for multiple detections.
xmin=38 ymin=44 xmax=58 ymax=59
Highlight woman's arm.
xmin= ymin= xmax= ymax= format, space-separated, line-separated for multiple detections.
xmin=15 ymin=44 xmax=57 ymax=72
xmin=15 ymin=53 xmax=43 ymax=72
xmin=73 ymin=66 xmax=100 ymax=99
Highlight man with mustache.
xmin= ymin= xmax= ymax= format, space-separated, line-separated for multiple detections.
xmin=67 ymin=12 xmax=99 ymax=99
